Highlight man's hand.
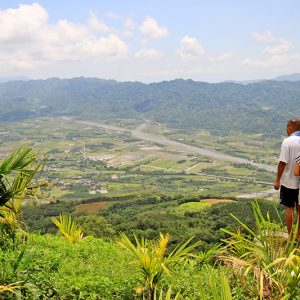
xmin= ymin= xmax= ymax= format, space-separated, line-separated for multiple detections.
xmin=274 ymin=179 xmax=280 ymax=190
xmin=274 ymin=161 xmax=286 ymax=190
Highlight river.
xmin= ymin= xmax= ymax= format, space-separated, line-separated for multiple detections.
xmin=67 ymin=118 xmax=277 ymax=174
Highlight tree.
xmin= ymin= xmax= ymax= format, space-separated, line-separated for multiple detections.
xmin=75 ymin=215 xmax=115 ymax=238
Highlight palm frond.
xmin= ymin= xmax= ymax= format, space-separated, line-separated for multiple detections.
xmin=0 ymin=282 xmax=25 ymax=294
xmin=51 ymin=213 xmax=84 ymax=242
xmin=119 ymin=233 xmax=200 ymax=299
xmin=0 ymin=147 xmax=36 ymax=176
xmin=0 ymin=146 xmax=46 ymax=211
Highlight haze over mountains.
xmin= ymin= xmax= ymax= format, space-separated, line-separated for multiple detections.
xmin=0 ymin=75 xmax=300 ymax=134
xmin=272 ymin=73 xmax=300 ymax=82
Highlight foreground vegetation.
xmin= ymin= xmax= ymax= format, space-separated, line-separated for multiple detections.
xmin=2 ymin=206 xmax=300 ymax=299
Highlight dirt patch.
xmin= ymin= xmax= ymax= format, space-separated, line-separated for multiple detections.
xmin=86 ymin=154 xmax=114 ymax=161
xmin=201 ymin=199 xmax=236 ymax=205
xmin=108 ymin=154 xmax=145 ymax=167
xmin=75 ymin=201 xmax=106 ymax=213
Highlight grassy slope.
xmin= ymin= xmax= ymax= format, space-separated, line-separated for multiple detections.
xmin=12 ymin=235 xmax=137 ymax=299
xmin=3 ymin=233 xmax=233 ymax=299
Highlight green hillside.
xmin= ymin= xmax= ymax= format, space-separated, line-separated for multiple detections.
xmin=2 ymin=206 xmax=299 ymax=299
xmin=0 ymin=233 xmax=235 ymax=299
xmin=1 ymin=78 xmax=300 ymax=133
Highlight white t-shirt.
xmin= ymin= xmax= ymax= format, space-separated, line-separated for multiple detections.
xmin=279 ymin=133 xmax=300 ymax=189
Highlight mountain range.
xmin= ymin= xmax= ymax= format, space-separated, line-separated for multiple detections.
xmin=1 ymin=76 xmax=300 ymax=134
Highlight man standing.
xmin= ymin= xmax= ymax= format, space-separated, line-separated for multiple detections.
xmin=274 ymin=118 xmax=300 ymax=240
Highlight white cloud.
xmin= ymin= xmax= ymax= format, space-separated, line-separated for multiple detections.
xmin=0 ymin=3 xmax=48 ymax=41
xmin=210 ymin=53 xmax=234 ymax=62
xmin=39 ymin=33 xmax=128 ymax=61
xmin=241 ymin=57 xmax=270 ymax=67
xmin=134 ymin=48 xmax=164 ymax=61
xmin=0 ymin=52 xmax=35 ymax=69
xmin=252 ymin=31 xmax=275 ymax=43
xmin=139 ymin=17 xmax=168 ymax=41
xmin=122 ymin=18 xmax=135 ymax=38
xmin=241 ymin=54 xmax=300 ymax=68
xmin=177 ymin=36 xmax=205 ymax=60
xmin=88 ymin=13 xmax=111 ymax=33
xmin=106 ymin=11 xmax=119 ymax=19
xmin=123 ymin=18 xmax=135 ymax=30
xmin=122 ymin=30 xmax=133 ymax=38
xmin=252 ymin=31 xmax=294 ymax=55
xmin=243 ymin=31 xmax=297 ymax=69
xmin=0 ymin=3 xmax=128 ymax=69
xmin=263 ymin=38 xmax=294 ymax=55
xmin=88 ymin=35 xmax=128 ymax=57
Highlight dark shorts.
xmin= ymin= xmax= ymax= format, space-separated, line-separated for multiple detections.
xmin=280 ymin=185 xmax=299 ymax=208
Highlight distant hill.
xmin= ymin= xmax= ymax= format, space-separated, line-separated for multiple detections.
xmin=0 ymin=76 xmax=30 ymax=83
xmin=0 ymin=77 xmax=300 ymax=134
xmin=272 ymin=73 xmax=300 ymax=82
xmin=225 ymin=73 xmax=300 ymax=84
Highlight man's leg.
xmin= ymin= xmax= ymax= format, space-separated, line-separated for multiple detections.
xmin=286 ymin=206 xmax=294 ymax=236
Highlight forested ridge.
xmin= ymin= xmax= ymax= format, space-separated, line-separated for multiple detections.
xmin=1 ymin=77 xmax=300 ymax=133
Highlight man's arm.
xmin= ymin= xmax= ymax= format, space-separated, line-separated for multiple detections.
xmin=274 ymin=161 xmax=286 ymax=190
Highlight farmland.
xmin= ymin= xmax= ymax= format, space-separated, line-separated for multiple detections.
xmin=0 ymin=116 xmax=281 ymax=203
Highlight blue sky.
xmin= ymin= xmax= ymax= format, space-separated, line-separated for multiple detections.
xmin=0 ymin=1 xmax=299 ymax=82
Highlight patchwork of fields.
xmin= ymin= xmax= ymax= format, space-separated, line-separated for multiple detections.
xmin=0 ymin=117 xmax=281 ymax=203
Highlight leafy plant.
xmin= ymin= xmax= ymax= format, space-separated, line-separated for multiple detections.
xmin=198 ymin=269 xmax=233 ymax=300
xmin=0 ymin=247 xmax=32 ymax=297
xmin=0 ymin=146 xmax=45 ymax=246
xmin=152 ymin=286 xmax=182 ymax=300
xmin=119 ymin=233 xmax=201 ymax=300
xmin=220 ymin=201 xmax=300 ymax=299
xmin=51 ymin=214 xmax=84 ymax=242
xmin=0 ymin=209 xmax=27 ymax=249
xmin=0 ymin=282 xmax=24 ymax=296
xmin=191 ymin=243 xmax=223 ymax=268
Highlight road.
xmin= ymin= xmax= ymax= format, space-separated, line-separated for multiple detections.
xmin=68 ymin=118 xmax=277 ymax=174
xmin=132 ymin=123 xmax=277 ymax=173
xmin=237 ymin=188 xmax=277 ymax=199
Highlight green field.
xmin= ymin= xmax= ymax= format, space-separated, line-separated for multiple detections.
xmin=0 ymin=117 xmax=279 ymax=203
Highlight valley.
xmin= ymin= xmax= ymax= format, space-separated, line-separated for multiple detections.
xmin=0 ymin=115 xmax=284 ymax=245
xmin=0 ymin=116 xmax=280 ymax=203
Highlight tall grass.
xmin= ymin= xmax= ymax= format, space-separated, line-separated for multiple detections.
xmin=220 ymin=201 xmax=300 ymax=299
